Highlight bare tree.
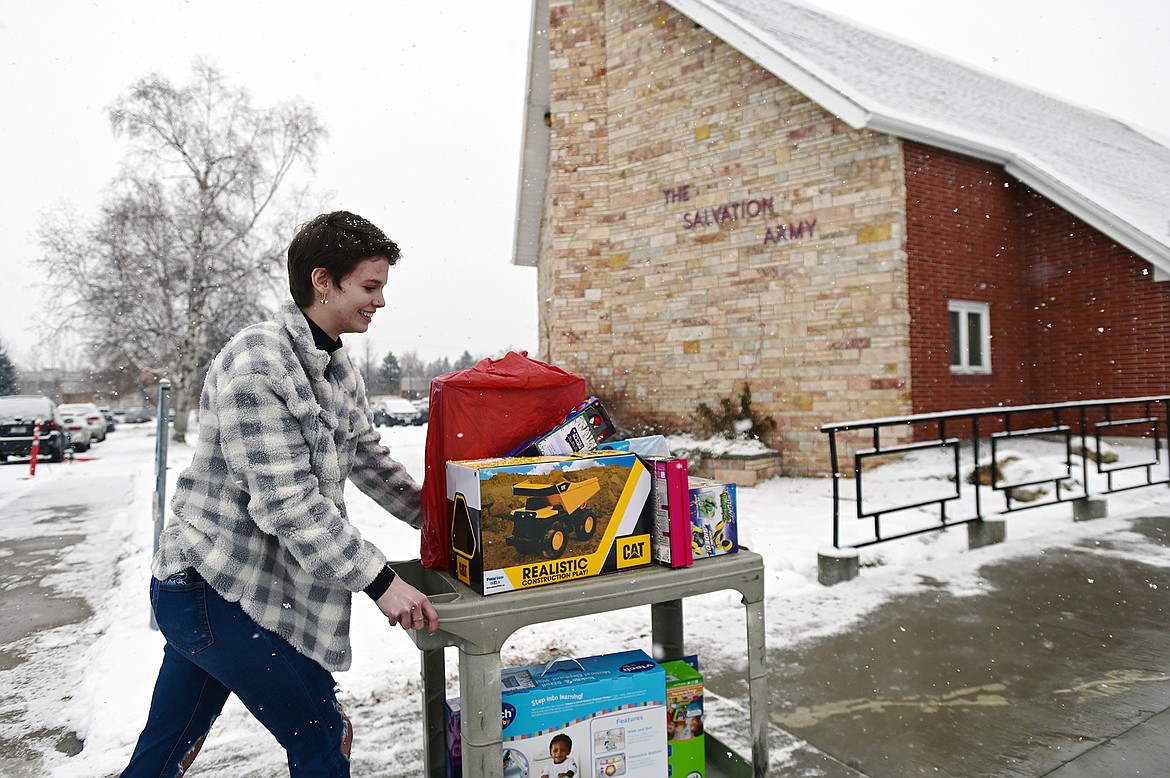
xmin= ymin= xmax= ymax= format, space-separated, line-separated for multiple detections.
xmin=354 ymin=339 xmax=380 ymax=396
xmin=38 ymin=61 xmax=325 ymax=441
xmin=397 ymin=350 xmax=428 ymax=398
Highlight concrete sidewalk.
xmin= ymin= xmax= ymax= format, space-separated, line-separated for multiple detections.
xmin=760 ymin=515 xmax=1170 ymax=777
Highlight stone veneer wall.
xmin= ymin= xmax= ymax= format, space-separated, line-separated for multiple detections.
xmin=540 ymin=0 xmax=913 ymax=475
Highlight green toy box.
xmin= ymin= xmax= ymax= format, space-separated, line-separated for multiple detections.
xmin=689 ymin=477 xmax=738 ymax=559
xmin=663 ymin=659 xmax=706 ymax=777
xmin=446 ymin=650 xmax=668 ymax=777
xmin=448 ymin=451 xmax=653 ymax=595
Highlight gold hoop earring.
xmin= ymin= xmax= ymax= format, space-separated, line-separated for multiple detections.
xmin=320 ymin=297 xmax=328 ymax=305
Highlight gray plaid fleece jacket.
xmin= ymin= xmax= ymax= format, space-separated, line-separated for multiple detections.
xmin=153 ymin=301 xmax=422 ymax=671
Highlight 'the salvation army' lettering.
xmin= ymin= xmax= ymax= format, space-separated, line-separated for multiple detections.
xmin=681 ymin=197 xmax=775 ymax=228
xmin=763 ymin=218 xmax=818 ymax=244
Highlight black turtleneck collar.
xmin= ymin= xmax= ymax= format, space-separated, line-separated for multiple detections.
xmin=301 ymin=309 xmax=342 ymax=354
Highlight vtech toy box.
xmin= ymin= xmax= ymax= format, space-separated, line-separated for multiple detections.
xmin=689 ymin=477 xmax=738 ymax=559
xmin=446 ymin=650 xmax=668 ymax=778
xmin=448 ymin=451 xmax=652 ymax=595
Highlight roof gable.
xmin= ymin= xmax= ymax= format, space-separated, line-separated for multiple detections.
xmin=663 ymin=0 xmax=1170 ymax=272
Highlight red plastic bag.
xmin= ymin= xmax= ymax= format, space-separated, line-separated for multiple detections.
xmin=419 ymin=352 xmax=586 ymax=570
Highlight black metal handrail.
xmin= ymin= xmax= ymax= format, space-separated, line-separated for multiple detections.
xmin=822 ymin=396 xmax=1170 ymax=550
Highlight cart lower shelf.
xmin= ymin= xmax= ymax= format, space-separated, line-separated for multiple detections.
xmin=706 ymin=734 xmax=753 ymax=777
xmin=396 ymin=552 xmax=768 ymax=778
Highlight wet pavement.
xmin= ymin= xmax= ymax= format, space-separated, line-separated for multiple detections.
xmin=0 ymin=481 xmax=96 ymax=773
xmin=3 ymin=435 xmax=1168 ymax=776
xmin=761 ymin=516 xmax=1170 ymax=776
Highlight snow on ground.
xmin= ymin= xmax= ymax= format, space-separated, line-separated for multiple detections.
xmin=2 ymin=422 xmax=1168 ymax=776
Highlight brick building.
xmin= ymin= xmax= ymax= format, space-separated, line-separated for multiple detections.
xmin=512 ymin=0 xmax=1170 ymax=475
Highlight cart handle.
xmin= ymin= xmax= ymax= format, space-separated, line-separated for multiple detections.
xmin=539 ymin=657 xmax=587 ymax=676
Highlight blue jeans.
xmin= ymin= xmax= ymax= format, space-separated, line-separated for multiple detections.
xmin=122 ymin=571 xmax=352 ymax=777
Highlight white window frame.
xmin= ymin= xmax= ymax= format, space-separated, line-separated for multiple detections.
xmin=948 ymin=300 xmax=991 ymax=374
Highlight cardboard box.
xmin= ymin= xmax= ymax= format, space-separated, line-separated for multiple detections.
xmin=445 ymin=697 xmax=534 ymax=778
xmin=663 ymin=659 xmax=706 ymax=777
xmin=445 ymin=698 xmax=463 ymax=778
xmin=648 ymin=457 xmax=693 ymax=568
xmin=599 ymin=434 xmax=672 ymax=458
xmin=448 ymin=451 xmax=652 ymax=595
xmin=689 ymin=477 xmax=739 ymax=559
xmin=508 ymin=397 xmax=616 ymax=457
xmin=447 ymin=650 xmax=668 ymax=778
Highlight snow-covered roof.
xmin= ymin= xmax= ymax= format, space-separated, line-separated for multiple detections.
xmin=513 ymin=0 xmax=1170 ymax=276
xmin=667 ymin=0 xmax=1170 ymax=273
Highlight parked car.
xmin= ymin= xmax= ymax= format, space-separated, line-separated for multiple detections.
xmin=412 ymin=398 xmax=430 ymax=424
xmin=121 ymin=406 xmax=153 ymax=423
xmin=0 ymin=395 xmax=68 ymax=463
xmin=99 ymin=407 xmax=116 ymax=433
xmin=58 ymin=403 xmax=107 ymax=443
xmin=374 ymin=397 xmax=423 ymax=427
xmin=58 ymin=408 xmax=93 ymax=452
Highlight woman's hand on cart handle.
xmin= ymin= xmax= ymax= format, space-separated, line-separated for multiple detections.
xmin=376 ymin=576 xmax=439 ymax=633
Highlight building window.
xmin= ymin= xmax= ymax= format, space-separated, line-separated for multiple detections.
xmin=948 ymin=300 xmax=991 ymax=374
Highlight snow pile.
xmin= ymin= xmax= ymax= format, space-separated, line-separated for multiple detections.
xmin=3 ymin=424 xmax=1167 ymax=776
xmin=666 ymin=432 xmax=776 ymax=457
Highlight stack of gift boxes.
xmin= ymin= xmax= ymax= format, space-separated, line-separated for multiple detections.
xmin=444 ymin=396 xmax=737 ymax=777
xmin=446 ymin=396 xmax=739 ymax=597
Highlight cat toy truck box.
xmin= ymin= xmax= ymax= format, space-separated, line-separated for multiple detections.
xmin=448 ymin=451 xmax=653 ymax=595
xmin=690 ymin=477 xmax=739 ymax=559
xmin=663 ymin=659 xmax=706 ymax=777
xmin=446 ymin=650 xmax=668 ymax=778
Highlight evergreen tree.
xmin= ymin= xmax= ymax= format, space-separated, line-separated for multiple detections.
xmin=427 ymin=356 xmax=452 ymax=379
xmin=0 ymin=342 xmax=17 ymax=395
xmin=454 ymin=350 xmax=478 ymax=370
xmin=378 ymin=352 xmax=402 ymax=394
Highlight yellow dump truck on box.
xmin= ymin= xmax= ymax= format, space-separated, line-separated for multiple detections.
xmin=507 ymin=477 xmax=601 ymax=558
xmin=447 ymin=451 xmax=651 ymax=595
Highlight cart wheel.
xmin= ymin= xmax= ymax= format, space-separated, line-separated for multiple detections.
xmin=543 ymin=521 xmax=568 ymax=559
xmin=574 ymin=509 xmax=597 ymax=540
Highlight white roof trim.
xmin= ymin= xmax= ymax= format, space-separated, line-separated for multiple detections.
xmin=1006 ymin=157 xmax=1170 ymax=273
xmin=512 ymin=0 xmax=550 ymax=268
xmin=870 ymin=112 xmax=1170 ymax=276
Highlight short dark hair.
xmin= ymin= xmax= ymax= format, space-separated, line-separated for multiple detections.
xmin=550 ymin=733 xmax=572 ymax=751
xmin=287 ymin=211 xmax=401 ymax=307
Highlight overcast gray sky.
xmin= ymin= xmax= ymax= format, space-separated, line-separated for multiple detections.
xmin=1 ymin=0 xmax=1167 ymax=371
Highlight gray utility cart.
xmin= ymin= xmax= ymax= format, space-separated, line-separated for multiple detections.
xmin=396 ymin=549 xmax=769 ymax=778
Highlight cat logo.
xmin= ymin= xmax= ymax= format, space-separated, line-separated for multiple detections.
xmin=456 ymin=555 xmax=470 ymax=585
xmin=616 ymin=535 xmax=649 ymax=569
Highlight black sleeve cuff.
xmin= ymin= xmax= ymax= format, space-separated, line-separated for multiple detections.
xmin=364 ymin=564 xmax=396 ymax=601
